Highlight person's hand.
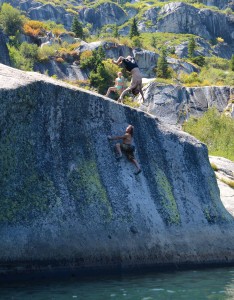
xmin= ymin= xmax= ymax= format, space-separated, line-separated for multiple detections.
xmin=112 ymin=59 xmax=116 ymax=64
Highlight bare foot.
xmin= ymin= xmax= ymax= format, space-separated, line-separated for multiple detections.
xmin=134 ymin=169 xmax=142 ymax=175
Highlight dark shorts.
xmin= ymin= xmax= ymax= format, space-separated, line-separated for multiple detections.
xmin=120 ymin=144 xmax=135 ymax=160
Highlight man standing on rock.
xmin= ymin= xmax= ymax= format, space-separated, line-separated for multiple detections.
xmin=112 ymin=56 xmax=145 ymax=103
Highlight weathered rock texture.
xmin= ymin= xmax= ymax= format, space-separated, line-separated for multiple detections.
xmin=157 ymin=3 xmax=234 ymax=43
xmin=0 ymin=63 xmax=233 ymax=276
xmin=28 ymin=3 xmax=73 ymax=29
xmin=79 ymin=3 xmax=128 ymax=31
xmin=0 ymin=31 xmax=11 ymax=66
xmin=141 ymin=82 xmax=234 ymax=125
xmin=209 ymin=156 xmax=234 ymax=217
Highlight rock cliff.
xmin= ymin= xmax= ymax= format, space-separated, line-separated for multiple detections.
xmin=0 ymin=63 xmax=233 ymax=277
xmin=0 ymin=31 xmax=11 ymax=66
xmin=156 ymin=3 xmax=234 ymax=45
xmin=141 ymin=82 xmax=234 ymax=125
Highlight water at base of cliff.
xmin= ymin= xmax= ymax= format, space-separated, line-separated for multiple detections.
xmin=0 ymin=267 xmax=233 ymax=299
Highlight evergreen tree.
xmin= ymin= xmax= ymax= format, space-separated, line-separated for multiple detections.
xmin=0 ymin=3 xmax=24 ymax=36
xmin=113 ymin=24 xmax=119 ymax=38
xmin=188 ymin=37 xmax=196 ymax=58
xmin=129 ymin=18 xmax=139 ymax=39
xmin=71 ymin=16 xmax=84 ymax=39
xmin=151 ymin=36 xmax=157 ymax=48
xmin=157 ymin=47 xmax=169 ymax=78
xmin=231 ymin=54 xmax=234 ymax=72
xmin=90 ymin=64 xmax=112 ymax=94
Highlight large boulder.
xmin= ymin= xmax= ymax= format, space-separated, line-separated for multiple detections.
xmin=200 ymin=0 xmax=231 ymax=10
xmin=209 ymin=156 xmax=234 ymax=217
xmin=34 ymin=60 xmax=88 ymax=81
xmin=28 ymin=3 xmax=73 ymax=29
xmin=140 ymin=82 xmax=234 ymax=125
xmin=156 ymin=3 xmax=234 ymax=45
xmin=0 ymin=63 xmax=233 ymax=277
xmin=79 ymin=3 xmax=127 ymax=32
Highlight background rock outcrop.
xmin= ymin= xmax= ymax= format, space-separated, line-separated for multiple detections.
xmin=28 ymin=3 xmax=73 ymax=29
xmin=209 ymin=156 xmax=234 ymax=216
xmin=157 ymin=3 xmax=234 ymax=44
xmin=141 ymin=82 xmax=234 ymax=125
xmin=78 ymin=3 xmax=128 ymax=31
xmin=0 ymin=63 xmax=233 ymax=276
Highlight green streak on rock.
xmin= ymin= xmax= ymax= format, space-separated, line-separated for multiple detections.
xmin=155 ymin=167 xmax=180 ymax=225
xmin=68 ymin=161 xmax=112 ymax=221
xmin=0 ymin=129 xmax=58 ymax=224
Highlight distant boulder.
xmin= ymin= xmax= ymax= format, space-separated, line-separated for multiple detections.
xmin=199 ymin=0 xmax=231 ymax=10
xmin=174 ymin=38 xmax=233 ymax=59
xmin=28 ymin=3 xmax=73 ymax=29
xmin=79 ymin=3 xmax=127 ymax=32
xmin=59 ymin=32 xmax=77 ymax=45
xmin=140 ymin=82 xmax=234 ymax=125
xmin=212 ymin=42 xmax=233 ymax=59
xmin=167 ymin=58 xmax=199 ymax=75
xmin=155 ymin=3 xmax=234 ymax=44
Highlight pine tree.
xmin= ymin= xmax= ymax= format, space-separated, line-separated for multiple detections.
xmin=113 ymin=24 xmax=119 ymax=38
xmin=0 ymin=3 xmax=24 ymax=36
xmin=157 ymin=47 xmax=169 ymax=78
xmin=188 ymin=37 xmax=196 ymax=58
xmin=151 ymin=36 xmax=157 ymax=48
xmin=231 ymin=54 xmax=234 ymax=72
xmin=90 ymin=64 xmax=112 ymax=94
xmin=129 ymin=18 xmax=139 ymax=39
xmin=71 ymin=16 xmax=84 ymax=39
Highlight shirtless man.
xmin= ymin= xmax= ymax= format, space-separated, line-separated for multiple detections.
xmin=108 ymin=125 xmax=142 ymax=175
xmin=112 ymin=56 xmax=145 ymax=103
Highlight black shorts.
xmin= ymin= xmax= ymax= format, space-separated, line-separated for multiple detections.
xmin=120 ymin=144 xmax=135 ymax=160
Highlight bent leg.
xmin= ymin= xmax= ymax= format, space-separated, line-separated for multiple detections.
xmin=115 ymin=143 xmax=122 ymax=157
xmin=118 ymin=86 xmax=133 ymax=102
xmin=105 ymin=87 xmax=116 ymax=97
xmin=131 ymin=158 xmax=141 ymax=174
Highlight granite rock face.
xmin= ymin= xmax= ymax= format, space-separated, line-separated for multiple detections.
xmin=141 ymin=82 xmax=234 ymax=125
xmin=79 ymin=3 xmax=128 ymax=32
xmin=0 ymin=63 xmax=233 ymax=276
xmin=157 ymin=3 xmax=234 ymax=44
xmin=28 ymin=3 xmax=73 ymax=29
xmin=0 ymin=31 xmax=11 ymax=66
xmin=209 ymin=156 xmax=234 ymax=217
xmin=135 ymin=2 xmax=234 ymax=49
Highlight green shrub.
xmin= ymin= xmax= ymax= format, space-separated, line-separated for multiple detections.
xmin=90 ymin=63 xmax=111 ymax=94
xmin=205 ymin=57 xmax=230 ymax=70
xmin=38 ymin=44 xmax=60 ymax=61
xmin=0 ymin=3 xmax=24 ymax=36
xmin=191 ymin=55 xmax=205 ymax=67
xmin=132 ymin=36 xmax=142 ymax=48
xmin=180 ymin=72 xmax=201 ymax=85
xmin=8 ymin=42 xmax=38 ymax=71
xmin=183 ymin=108 xmax=234 ymax=161
xmin=20 ymin=42 xmax=38 ymax=61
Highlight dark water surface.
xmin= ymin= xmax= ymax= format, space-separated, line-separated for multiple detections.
xmin=0 ymin=267 xmax=233 ymax=300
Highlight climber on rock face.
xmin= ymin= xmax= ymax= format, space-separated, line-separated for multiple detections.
xmin=112 ymin=56 xmax=145 ymax=103
xmin=108 ymin=124 xmax=142 ymax=175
